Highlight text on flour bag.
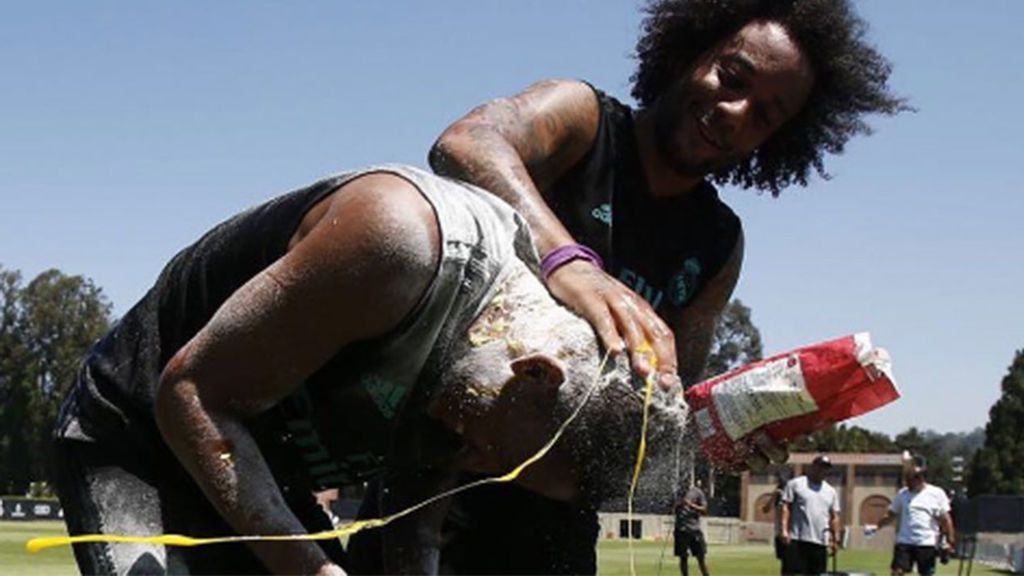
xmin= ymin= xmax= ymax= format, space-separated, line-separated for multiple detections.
xmin=684 ymin=333 xmax=900 ymax=467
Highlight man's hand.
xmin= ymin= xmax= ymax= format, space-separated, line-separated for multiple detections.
xmin=780 ymin=531 xmax=791 ymax=546
xmin=546 ymin=259 xmax=677 ymax=384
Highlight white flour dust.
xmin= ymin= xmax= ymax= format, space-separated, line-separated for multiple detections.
xmin=441 ymin=259 xmax=694 ymax=508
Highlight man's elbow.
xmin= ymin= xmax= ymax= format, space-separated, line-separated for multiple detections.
xmin=155 ymin=355 xmax=194 ymax=442
xmin=428 ymin=134 xmax=455 ymax=174
xmin=154 ymin=347 xmax=224 ymax=447
xmin=429 ymin=124 xmax=473 ymax=177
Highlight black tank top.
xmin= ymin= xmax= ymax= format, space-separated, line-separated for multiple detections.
xmin=545 ymin=87 xmax=742 ymax=315
xmin=437 ymin=90 xmax=742 ymax=576
xmin=63 ymin=167 xmax=523 ymax=491
xmin=76 ymin=175 xmax=345 ymax=437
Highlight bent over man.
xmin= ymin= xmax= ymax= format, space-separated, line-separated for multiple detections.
xmin=53 ymin=165 xmax=688 ymax=575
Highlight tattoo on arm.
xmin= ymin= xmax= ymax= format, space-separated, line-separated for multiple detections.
xmin=429 ymin=80 xmax=598 ymax=253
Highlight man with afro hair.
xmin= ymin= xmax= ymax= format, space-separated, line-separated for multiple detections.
xmin=418 ymin=0 xmax=908 ymax=573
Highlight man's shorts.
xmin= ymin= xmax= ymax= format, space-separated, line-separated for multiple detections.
xmin=783 ymin=540 xmax=828 ymax=575
xmin=892 ymin=543 xmax=938 ymax=575
xmin=674 ymin=529 xmax=707 ymax=559
xmin=774 ymin=535 xmax=786 ymax=560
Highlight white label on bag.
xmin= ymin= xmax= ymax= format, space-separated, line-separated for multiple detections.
xmin=711 ymin=354 xmax=819 ymax=440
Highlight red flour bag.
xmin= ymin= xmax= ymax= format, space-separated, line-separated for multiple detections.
xmin=685 ymin=333 xmax=900 ymax=467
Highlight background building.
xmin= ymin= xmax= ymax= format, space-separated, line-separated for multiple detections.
xmin=741 ymin=452 xmax=909 ymax=549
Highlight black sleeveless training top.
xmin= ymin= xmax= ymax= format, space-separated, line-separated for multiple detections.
xmin=544 ymin=86 xmax=742 ymax=315
xmin=436 ymin=87 xmax=745 ymax=576
xmin=59 ymin=166 xmax=526 ymax=492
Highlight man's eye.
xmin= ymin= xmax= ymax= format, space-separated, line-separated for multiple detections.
xmin=718 ymin=65 xmax=746 ymax=91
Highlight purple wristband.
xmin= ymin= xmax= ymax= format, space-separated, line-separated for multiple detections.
xmin=540 ymin=243 xmax=605 ymax=280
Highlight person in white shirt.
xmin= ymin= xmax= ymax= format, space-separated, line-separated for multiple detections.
xmin=781 ymin=455 xmax=841 ymax=575
xmin=877 ymin=465 xmax=956 ymax=576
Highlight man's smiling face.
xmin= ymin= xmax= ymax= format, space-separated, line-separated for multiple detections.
xmin=653 ymin=20 xmax=816 ymax=178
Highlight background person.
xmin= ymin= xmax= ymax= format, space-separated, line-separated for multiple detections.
xmin=780 ymin=455 xmax=840 ymax=575
xmin=876 ymin=465 xmax=956 ymax=576
xmin=428 ymin=0 xmax=906 ymax=572
xmin=674 ymin=479 xmax=711 ymax=576
xmin=762 ymin=470 xmax=791 ymax=574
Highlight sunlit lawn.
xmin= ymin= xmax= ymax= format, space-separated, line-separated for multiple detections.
xmin=597 ymin=540 xmax=1005 ymax=576
xmin=0 ymin=521 xmax=75 ymax=576
xmin=2 ymin=521 xmax=1007 ymax=575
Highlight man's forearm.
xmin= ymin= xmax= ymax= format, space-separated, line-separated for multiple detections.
xmin=379 ymin=471 xmax=458 ymax=573
xmin=674 ymin=316 xmax=714 ymax=386
xmin=942 ymin=514 xmax=956 ymax=545
xmin=157 ymin=383 xmax=338 ymax=574
xmin=430 ymin=80 xmax=599 ymax=258
xmin=430 ymin=123 xmax=574 ymax=256
xmin=876 ymin=511 xmax=895 ymax=529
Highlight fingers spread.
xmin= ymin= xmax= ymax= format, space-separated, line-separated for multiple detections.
xmin=544 ymin=264 xmax=679 ymax=381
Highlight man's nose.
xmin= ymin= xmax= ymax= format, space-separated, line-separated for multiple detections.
xmin=713 ymin=97 xmax=751 ymax=135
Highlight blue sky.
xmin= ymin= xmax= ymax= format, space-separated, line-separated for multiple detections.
xmin=2 ymin=1 xmax=1021 ymax=436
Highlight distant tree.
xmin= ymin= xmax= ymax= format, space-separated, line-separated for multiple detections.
xmin=791 ymin=424 xmax=897 ymax=454
xmin=788 ymin=424 xmax=983 ymax=490
xmin=703 ymin=299 xmax=763 ymax=379
xmin=912 ymin=428 xmax=986 ymax=489
xmin=893 ymin=427 xmax=957 ymax=487
xmin=968 ymin=350 xmax=1024 ymax=496
xmin=0 ymin=266 xmax=112 ymax=494
xmin=925 ymin=428 xmax=985 ymax=460
xmin=0 ymin=267 xmax=32 ymax=494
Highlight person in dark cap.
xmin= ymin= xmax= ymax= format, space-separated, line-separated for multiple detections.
xmin=780 ymin=455 xmax=840 ymax=575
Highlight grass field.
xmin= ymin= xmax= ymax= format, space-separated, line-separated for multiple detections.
xmin=1 ymin=521 xmax=76 ymax=575
xmin=2 ymin=521 xmax=1004 ymax=575
xmin=596 ymin=540 xmax=1004 ymax=575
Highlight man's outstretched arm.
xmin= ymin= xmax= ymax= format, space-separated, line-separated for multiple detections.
xmin=876 ymin=508 xmax=898 ymax=530
xmin=156 ymin=175 xmax=440 ymax=575
xmin=430 ymin=79 xmax=677 ymax=380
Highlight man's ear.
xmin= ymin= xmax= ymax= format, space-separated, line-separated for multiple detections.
xmin=510 ymin=354 xmax=566 ymax=389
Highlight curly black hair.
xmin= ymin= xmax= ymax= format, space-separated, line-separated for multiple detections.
xmin=632 ymin=0 xmax=909 ymax=196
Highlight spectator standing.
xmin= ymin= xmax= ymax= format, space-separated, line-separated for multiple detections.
xmin=780 ymin=455 xmax=840 ymax=575
xmin=762 ymin=471 xmax=790 ymax=574
xmin=675 ymin=480 xmax=711 ymax=576
xmin=877 ymin=465 xmax=956 ymax=576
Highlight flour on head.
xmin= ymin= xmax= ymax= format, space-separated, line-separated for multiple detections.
xmin=437 ymin=258 xmax=692 ymax=507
